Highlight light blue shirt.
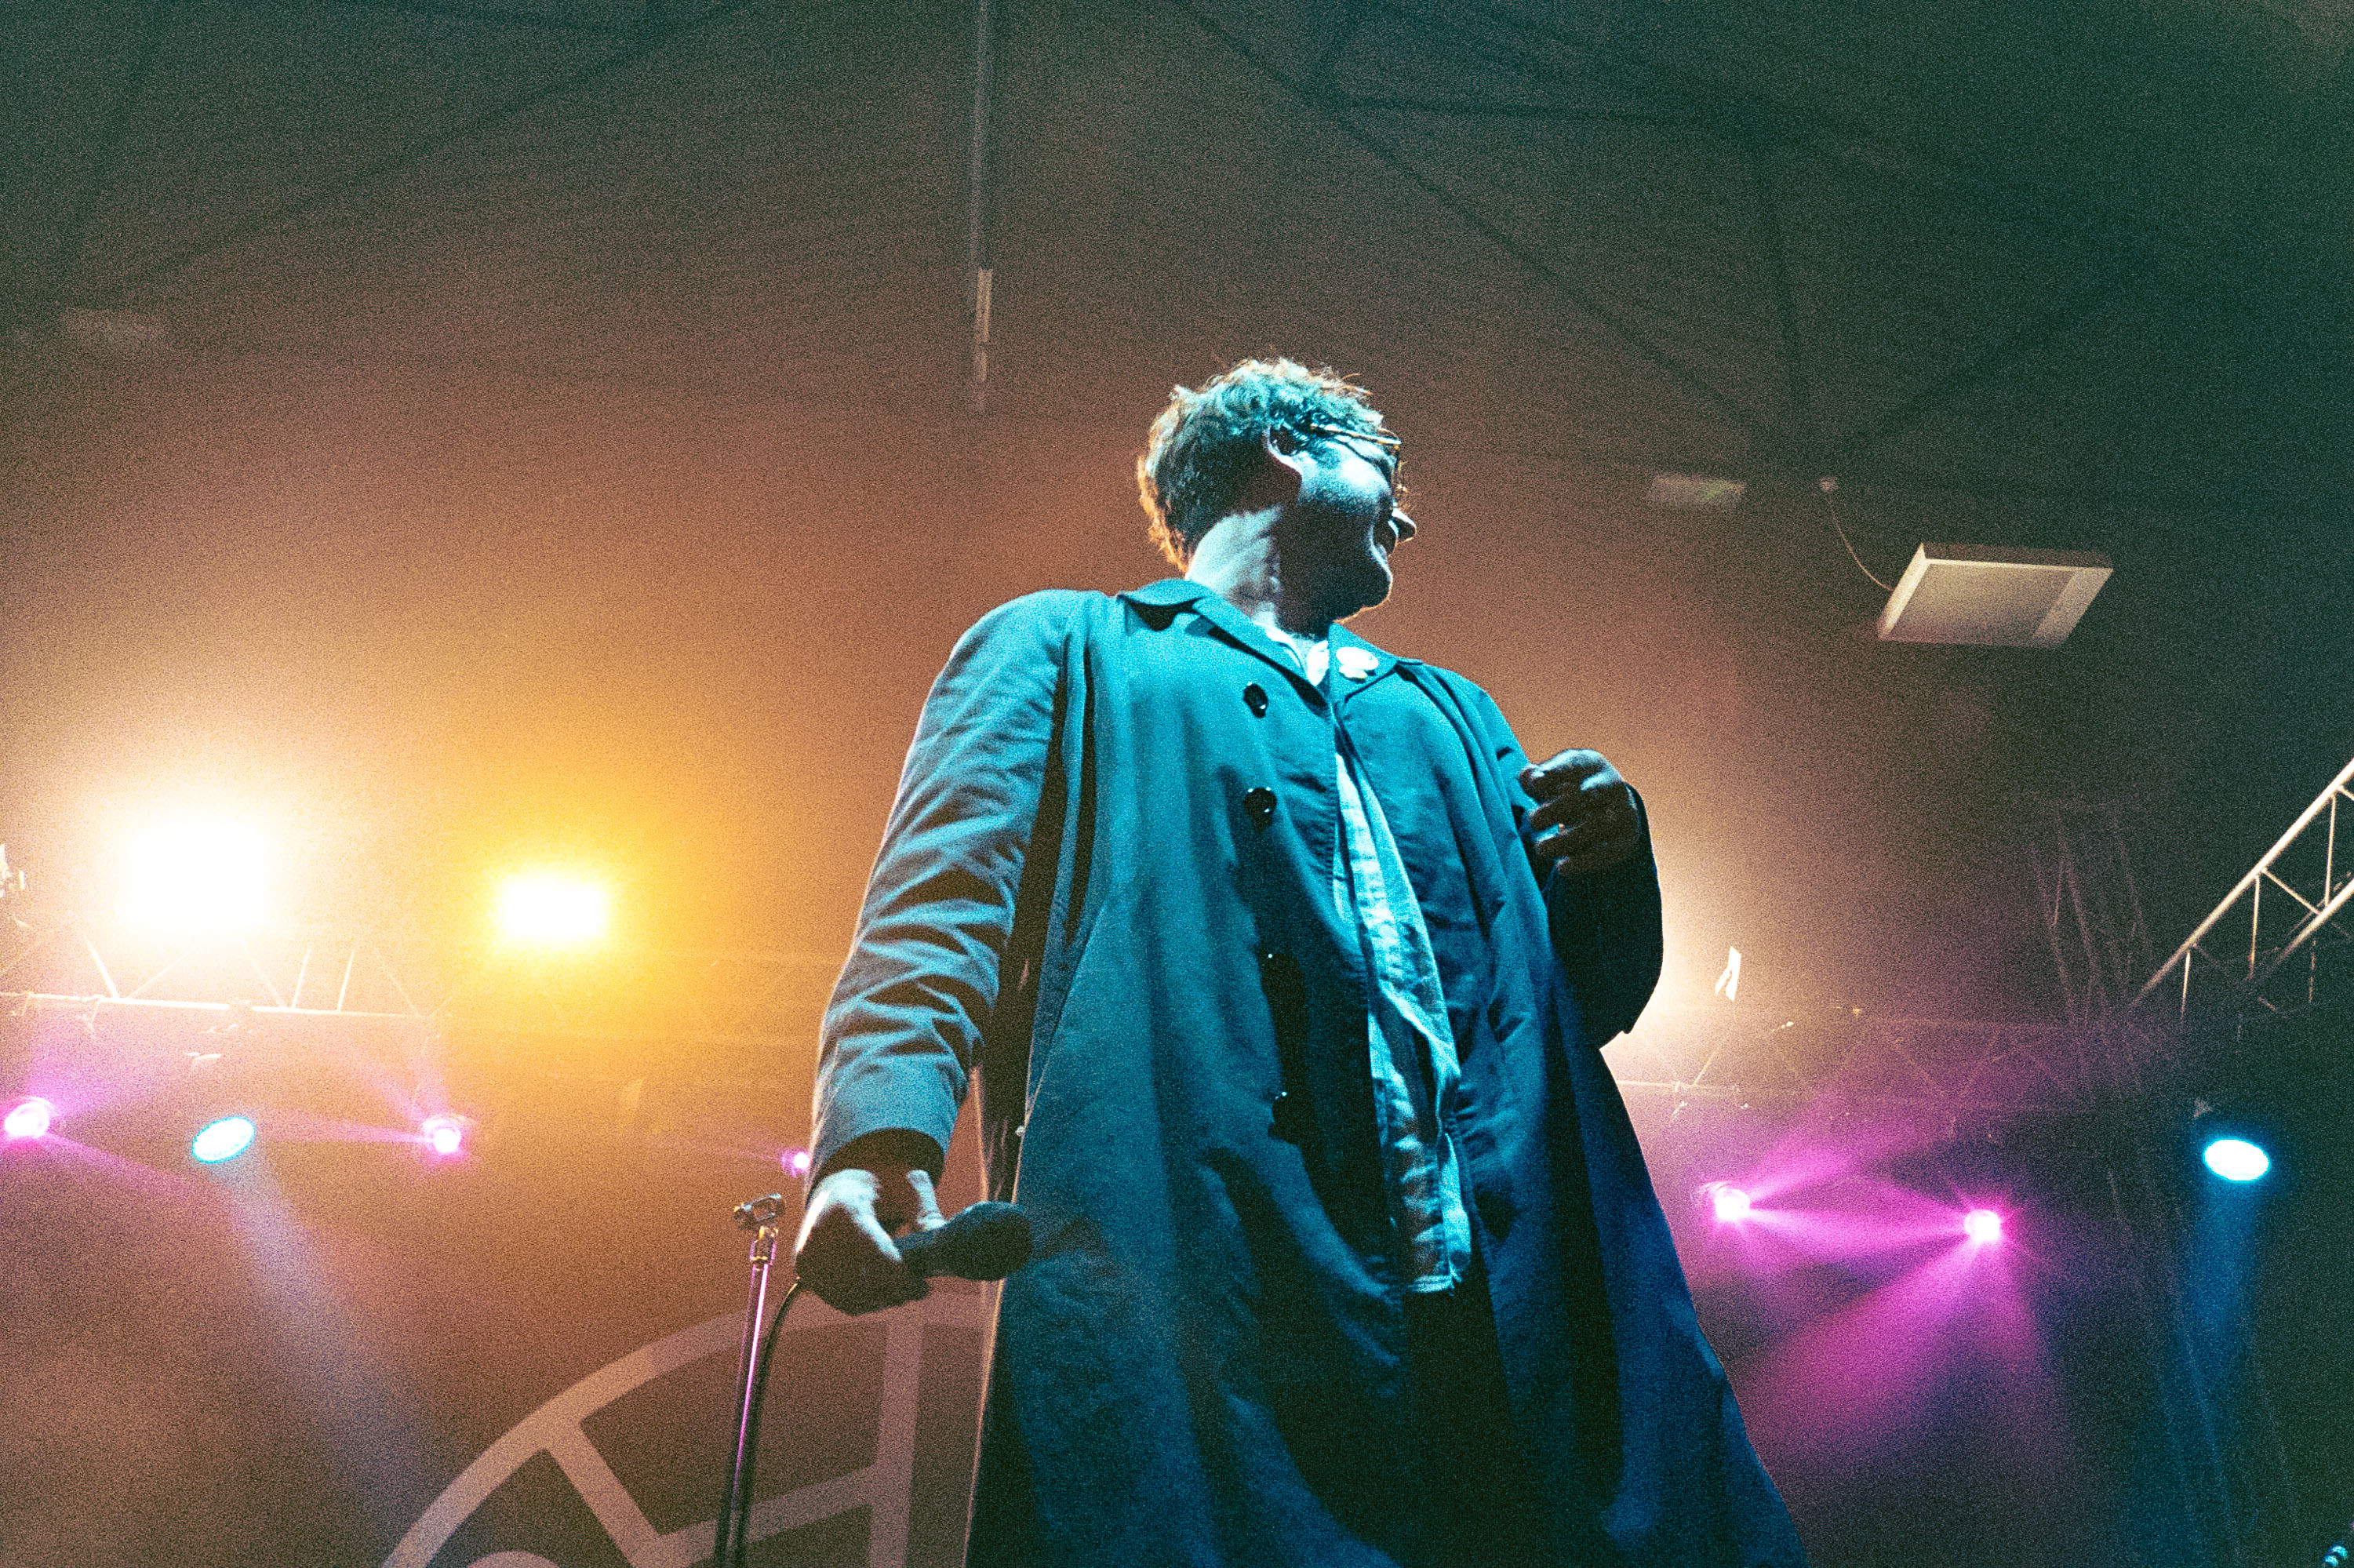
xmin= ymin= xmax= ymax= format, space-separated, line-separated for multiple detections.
xmin=1277 ymin=632 xmax=1475 ymax=1294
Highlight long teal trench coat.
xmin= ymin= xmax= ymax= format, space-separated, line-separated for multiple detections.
xmin=811 ymin=579 xmax=1805 ymax=1567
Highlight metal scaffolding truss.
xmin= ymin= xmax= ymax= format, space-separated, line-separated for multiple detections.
xmin=0 ymin=909 xmax=840 ymax=1065
xmin=2028 ymin=797 xmax=2157 ymax=1028
xmin=2138 ymin=751 xmax=2354 ymax=1020
xmin=1605 ymin=1001 xmax=2170 ymax=1128
xmin=5 ymin=907 xmax=2167 ymax=1130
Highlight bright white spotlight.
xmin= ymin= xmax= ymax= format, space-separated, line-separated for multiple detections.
xmin=1707 ymin=1183 xmax=1752 ymax=1222
xmin=781 ymin=1146 xmax=813 ymax=1179
xmin=1963 ymin=1209 xmax=2003 ymax=1243
xmin=420 ymin=1114 xmax=467 ymax=1158
xmin=191 ymin=1115 xmax=257 ymax=1164
xmin=497 ymin=873 xmax=609 ymax=946
xmin=4 ymin=1097 xmax=56 ymax=1141
xmin=119 ymin=816 xmax=269 ymax=933
xmin=2203 ymin=1137 xmax=2271 ymax=1183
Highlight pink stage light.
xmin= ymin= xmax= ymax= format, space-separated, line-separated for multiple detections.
xmin=1708 ymin=1183 xmax=1753 ymax=1222
xmin=1963 ymin=1209 xmax=2003 ymax=1244
xmin=420 ymin=1114 xmax=466 ymax=1158
xmin=781 ymin=1146 xmax=813 ymax=1179
xmin=3 ymin=1097 xmax=54 ymax=1141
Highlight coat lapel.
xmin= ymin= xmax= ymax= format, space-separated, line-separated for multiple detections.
xmin=1119 ymin=577 xmax=1326 ymax=703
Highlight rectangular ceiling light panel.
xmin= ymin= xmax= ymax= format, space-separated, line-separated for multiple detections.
xmin=1646 ymin=473 xmax=1746 ymax=510
xmin=1876 ymin=544 xmax=2113 ymax=648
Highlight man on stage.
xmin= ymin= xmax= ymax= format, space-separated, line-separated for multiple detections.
xmin=796 ymin=358 xmax=1806 ymax=1566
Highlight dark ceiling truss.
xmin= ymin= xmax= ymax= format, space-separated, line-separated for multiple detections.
xmin=42 ymin=0 xmax=173 ymax=310
xmin=1177 ymin=0 xmax=2237 ymax=495
xmin=1826 ymin=258 xmax=2152 ymax=470
xmin=1793 ymin=457 xmax=2350 ymax=528
xmin=1745 ymin=137 xmax=1816 ymax=467
xmin=226 ymin=0 xmax=646 ymax=38
xmin=1333 ymin=96 xmax=1701 ymax=126
xmin=56 ymin=0 xmax=754 ymax=313
xmin=1326 ymin=0 xmax=2156 ymax=257
xmin=20 ymin=0 xmax=2323 ymax=519
xmin=1301 ymin=0 xmax=1363 ymax=93
xmin=1556 ymin=19 xmax=2181 ymax=264
xmin=1165 ymin=0 xmax=1763 ymax=435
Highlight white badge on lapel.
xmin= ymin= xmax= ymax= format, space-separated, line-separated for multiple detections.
xmin=1335 ymin=646 xmax=1380 ymax=682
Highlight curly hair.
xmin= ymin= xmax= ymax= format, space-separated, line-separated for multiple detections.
xmin=1136 ymin=357 xmax=1395 ymax=568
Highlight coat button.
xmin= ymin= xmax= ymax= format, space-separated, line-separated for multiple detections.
xmin=1243 ymin=786 xmax=1277 ymax=829
xmin=1243 ymin=682 xmax=1269 ymax=716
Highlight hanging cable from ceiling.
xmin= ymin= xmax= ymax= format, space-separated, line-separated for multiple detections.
xmin=1817 ymin=476 xmax=1894 ymax=592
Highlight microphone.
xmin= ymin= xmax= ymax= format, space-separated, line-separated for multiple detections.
xmin=897 ymin=1200 xmax=1032 ymax=1281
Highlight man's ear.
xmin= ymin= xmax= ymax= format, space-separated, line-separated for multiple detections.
xmin=1217 ymin=432 xmax=1309 ymax=524
xmin=1258 ymin=427 xmax=1311 ymax=491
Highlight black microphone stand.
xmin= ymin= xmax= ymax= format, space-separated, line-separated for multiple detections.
xmin=708 ymin=1190 xmax=1029 ymax=1567
xmin=712 ymin=1192 xmax=791 ymax=1568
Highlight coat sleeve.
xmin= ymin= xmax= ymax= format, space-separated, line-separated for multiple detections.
xmin=808 ymin=591 xmax=1078 ymax=1181
xmin=1454 ymin=675 xmax=1665 ymax=1046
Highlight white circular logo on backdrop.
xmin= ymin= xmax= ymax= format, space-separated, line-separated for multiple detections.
xmin=385 ymin=1290 xmax=986 ymax=1568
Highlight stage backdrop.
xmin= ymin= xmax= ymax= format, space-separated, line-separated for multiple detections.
xmin=3 ymin=995 xmax=2287 ymax=1568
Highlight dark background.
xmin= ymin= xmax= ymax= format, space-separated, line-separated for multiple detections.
xmin=4 ymin=1 xmax=2351 ymax=1563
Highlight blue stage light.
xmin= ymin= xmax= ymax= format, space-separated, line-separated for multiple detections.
xmin=191 ymin=1115 xmax=257 ymax=1164
xmin=2202 ymin=1136 xmax=2270 ymax=1183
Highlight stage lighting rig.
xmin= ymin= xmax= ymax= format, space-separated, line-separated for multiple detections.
xmin=1701 ymin=1181 xmax=1752 ymax=1222
xmin=420 ymin=1112 xmax=469 ymax=1158
xmin=118 ymin=815 xmax=270 ymax=934
xmin=2202 ymin=1136 xmax=2271 ymax=1183
xmin=191 ymin=1114 xmax=258 ymax=1164
xmin=4 ymin=1097 xmax=55 ymax=1141
xmin=497 ymin=872 xmax=609 ymax=947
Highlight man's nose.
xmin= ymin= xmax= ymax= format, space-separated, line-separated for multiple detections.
xmin=1392 ymin=509 xmax=1417 ymax=542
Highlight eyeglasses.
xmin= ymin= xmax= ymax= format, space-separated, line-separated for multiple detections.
xmin=1299 ymin=422 xmax=1401 ymax=453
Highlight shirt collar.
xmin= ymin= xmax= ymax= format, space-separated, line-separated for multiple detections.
xmin=1121 ymin=577 xmax=1214 ymax=609
xmin=1118 ymin=578 xmax=1408 ymax=693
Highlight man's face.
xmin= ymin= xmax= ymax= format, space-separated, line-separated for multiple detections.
xmin=1279 ymin=430 xmax=1416 ymax=620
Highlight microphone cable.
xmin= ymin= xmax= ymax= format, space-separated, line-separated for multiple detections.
xmin=719 ymin=1199 xmax=1030 ymax=1568
xmin=717 ymin=1278 xmax=804 ymax=1568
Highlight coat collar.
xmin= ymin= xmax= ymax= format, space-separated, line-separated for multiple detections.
xmin=1119 ymin=578 xmax=1409 ymax=697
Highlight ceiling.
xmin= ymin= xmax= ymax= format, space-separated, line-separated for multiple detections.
xmin=11 ymin=0 xmax=2349 ymax=496
xmin=4 ymin=0 xmax=2350 ymax=1018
